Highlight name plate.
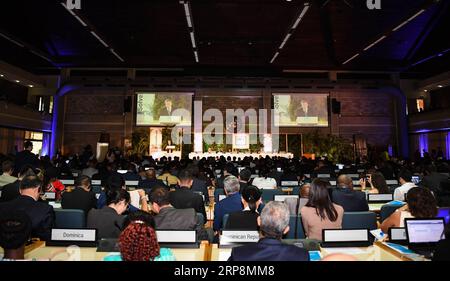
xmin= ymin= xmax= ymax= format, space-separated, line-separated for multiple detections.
xmin=125 ymin=180 xmax=139 ymax=186
xmin=60 ymin=179 xmax=74 ymax=185
xmin=352 ymin=180 xmax=361 ymax=186
xmin=296 ymin=116 xmax=318 ymax=124
xmin=156 ymin=230 xmax=196 ymax=243
xmin=386 ymin=180 xmax=398 ymax=185
xmin=117 ymin=170 xmax=127 ymax=174
xmin=317 ymin=174 xmax=330 ymax=178
xmin=323 ymin=229 xmax=369 ymax=243
xmin=304 ymin=174 xmax=310 ymax=178
xmin=218 ymin=194 xmax=226 ymax=201
xmin=51 ymin=229 xmax=97 ymax=242
xmin=368 ymin=193 xmax=393 ymax=202
xmin=220 ymin=230 xmax=259 ymax=245
xmin=281 ymin=181 xmax=298 ymax=186
xmin=44 ymin=192 xmax=56 ymax=200
xmin=329 ymin=181 xmax=336 ymax=186
xmin=274 ymin=195 xmax=299 ymax=202
xmin=389 ymin=228 xmax=406 ymax=241
xmin=91 ymin=180 xmax=102 ymax=185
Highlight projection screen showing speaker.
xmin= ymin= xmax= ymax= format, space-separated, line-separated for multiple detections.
xmin=136 ymin=92 xmax=193 ymax=126
xmin=273 ymin=93 xmax=329 ymax=127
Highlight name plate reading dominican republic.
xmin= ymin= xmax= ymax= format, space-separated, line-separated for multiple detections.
xmin=281 ymin=181 xmax=298 ymax=186
xmin=220 ymin=231 xmax=259 ymax=245
xmin=51 ymin=229 xmax=97 ymax=242
xmin=156 ymin=230 xmax=196 ymax=243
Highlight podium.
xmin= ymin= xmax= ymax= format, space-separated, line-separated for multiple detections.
xmin=296 ymin=116 xmax=318 ymax=125
xmin=166 ymin=145 xmax=176 ymax=153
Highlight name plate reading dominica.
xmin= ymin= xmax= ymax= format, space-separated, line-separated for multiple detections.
xmin=92 ymin=180 xmax=102 ymax=185
xmin=125 ymin=181 xmax=139 ymax=186
xmin=274 ymin=195 xmax=299 ymax=202
xmin=368 ymin=193 xmax=393 ymax=202
xmin=44 ymin=192 xmax=56 ymax=200
xmin=60 ymin=179 xmax=74 ymax=185
xmin=281 ymin=181 xmax=298 ymax=186
xmin=156 ymin=230 xmax=196 ymax=243
xmin=220 ymin=231 xmax=259 ymax=245
xmin=51 ymin=229 xmax=97 ymax=242
xmin=218 ymin=195 xmax=226 ymax=201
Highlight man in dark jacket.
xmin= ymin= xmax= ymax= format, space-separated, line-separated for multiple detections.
xmin=331 ymin=174 xmax=369 ymax=212
xmin=61 ymin=175 xmax=97 ymax=216
xmin=0 ymin=176 xmax=55 ymax=241
xmin=14 ymin=141 xmax=39 ymax=175
xmin=419 ymin=164 xmax=448 ymax=194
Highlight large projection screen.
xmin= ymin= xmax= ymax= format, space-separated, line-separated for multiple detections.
xmin=136 ymin=92 xmax=193 ymax=126
xmin=273 ymin=93 xmax=329 ymax=127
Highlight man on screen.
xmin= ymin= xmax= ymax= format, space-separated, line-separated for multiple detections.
xmin=292 ymin=97 xmax=327 ymax=124
xmin=159 ymin=98 xmax=176 ymax=117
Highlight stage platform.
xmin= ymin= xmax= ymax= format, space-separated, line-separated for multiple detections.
xmin=188 ymin=152 xmax=294 ymax=159
xmin=150 ymin=151 xmax=182 ymax=160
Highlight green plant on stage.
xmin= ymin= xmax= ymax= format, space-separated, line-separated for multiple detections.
xmin=302 ymin=130 xmax=353 ymax=163
xmin=130 ymin=129 xmax=150 ymax=156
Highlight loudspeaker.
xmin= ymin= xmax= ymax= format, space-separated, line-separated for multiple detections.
xmin=331 ymin=98 xmax=341 ymax=114
xmin=124 ymin=96 xmax=132 ymax=113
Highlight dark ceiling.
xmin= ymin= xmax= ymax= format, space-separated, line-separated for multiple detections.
xmin=0 ymin=0 xmax=449 ymax=77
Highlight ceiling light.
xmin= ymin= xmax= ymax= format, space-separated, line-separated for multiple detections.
xmin=363 ymin=35 xmax=386 ymax=51
xmin=270 ymin=52 xmax=279 ymax=64
xmin=438 ymin=85 xmax=443 ymax=88
xmin=110 ymin=49 xmax=124 ymax=62
xmin=90 ymin=31 xmax=109 ymax=47
xmin=190 ymin=32 xmax=196 ymax=48
xmin=194 ymin=51 xmax=199 ymax=63
xmin=424 ymin=89 xmax=428 ymax=92
xmin=392 ymin=9 xmax=425 ymax=32
xmin=292 ymin=3 xmax=310 ymax=29
xmin=28 ymin=85 xmax=34 ymax=88
xmin=0 ymin=32 xmax=25 ymax=48
xmin=342 ymin=53 xmax=360 ymax=65
xmin=0 ymin=74 xmax=4 ymax=77
xmin=15 ymin=80 xmax=20 ymax=83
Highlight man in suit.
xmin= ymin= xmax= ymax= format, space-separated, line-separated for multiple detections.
xmin=61 ymin=175 xmax=97 ymax=216
xmin=0 ymin=176 xmax=55 ymax=241
xmin=169 ymin=169 xmax=207 ymax=223
xmin=213 ymin=175 xmax=243 ymax=232
xmin=419 ymin=164 xmax=448 ymax=194
xmin=150 ymin=187 xmax=209 ymax=240
xmin=331 ymin=174 xmax=369 ymax=212
xmin=229 ymin=201 xmax=309 ymax=261
xmin=13 ymin=141 xmax=39 ymax=175
xmin=159 ymin=98 xmax=176 ymax=117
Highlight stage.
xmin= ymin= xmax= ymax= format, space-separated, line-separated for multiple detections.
xmin=188 ymin=152 xmax=294 ymax=160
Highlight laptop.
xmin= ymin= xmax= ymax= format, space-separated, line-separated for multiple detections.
xmin=388 ymin=227 xmax=407 ymax=245
xmin=405 ymin=218 xmax=446 ymax=258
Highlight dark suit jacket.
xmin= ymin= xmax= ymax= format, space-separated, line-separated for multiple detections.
xmin=229 ymin=238 xmax=310 ymax=261
xmin=0 ymin=180 xmax=20 ymax=202
xmin=419 ymin=172 xmax=448 ymax=193
xmin=0 ymin=195 xmax=55 ymax=241
xmin=213 ymin=192 xmax=243 ymax=231
xmin=159 ymin=106 xmax=177 ymax=117
xmin=14 ymin=150 xmax=39 ymax=174
xmin=87 ymin=206 xmax=125 ymax=239
xmin=138 ymin=178 xmax=166 ymax=192
xmin=61 ymin=187 xmax=97 ymax=216
xmin=331 ymin=188 xmax=369 ymax=212
xmin=225 ymin=210 xmax=259 ymax=230
xmin=191 ymin=178 xmax=210 ymax=205
xmin=169 ymin=187 xmax=206 ymax=224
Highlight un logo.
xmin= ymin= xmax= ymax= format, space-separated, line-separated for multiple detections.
xmin=66 ymin=0 xmax=81 ymax=10
xmin=366 ymin=0 xmax=381 ymax=10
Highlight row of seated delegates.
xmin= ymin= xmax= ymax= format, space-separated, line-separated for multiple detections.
xmin=61 ymin=175 xmax=97 ymax=216
xmin=168 ymin=169 xmax=207 ymax=223
xmin=149 ymin=187 xmax=210 ymax=241
xmin=0 ymin=211 xmax=33 ymax=261
xmin=251 ymin=167 xmax=278 ymax=190
xmin=0 ymin=165 xmax=36 ymax=203
xmin=104 ymin=211 xmax=176 ymax=261
xmin=229 ymin=201 xmax=310 ymax=261
xmin=225 ymin=185 xmax=262 ymax=230
xmin=360 ymin=172 xmax=391 ymax=194
xmin=380 ymin=186 xmax=438 ymax=233
xmin=301 ymin=179 xmax=344 ymax=240
xmin=81 ymin=159 xmax=98 ymax=178
xmin=0 ymin=176 xmax=55 ymax=241
xmin=331 ymin=175 xmax=369 ymax=212
xmin=393 ymin=169 xmax=418 ymax=201
xmin=87 ymin=189 xmax=131 ymax=239
xmin=0 ymin=160 xmax=17 ymax=187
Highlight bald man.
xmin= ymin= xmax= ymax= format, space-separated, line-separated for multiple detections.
xmin=331 ymin=174 xmax=368 ymax=212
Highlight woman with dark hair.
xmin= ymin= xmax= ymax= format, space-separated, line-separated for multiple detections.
xmin=360 ymin=172 xmax=390 ymax=194
xmin=252 ymin=167 xmax=277 ymax=189
xmin=87 ymin=189 xmax=131 ymax=239
xmin=300 ymin=179 xmax=344 ymax=240
xmin=104 ymin=211 xmax=175 ymax=261
xmin=381 ymin=187 xmax=438 ymax=233
xmin=225 ymin=186 xmax=262 ymax=230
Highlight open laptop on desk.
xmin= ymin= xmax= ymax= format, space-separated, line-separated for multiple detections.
xmin=405 ymin=218 xmax=446 ymax=259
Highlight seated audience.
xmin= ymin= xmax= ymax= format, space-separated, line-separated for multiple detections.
xmin=216 ymin=162 xmax=236 ymax=189
xmin=419 ymin=164 xmax=448 ymax=194
xmin=0 ymin=160 xmax=17 ymax=187
xmin=393 ymin=169 xmax=417 ymax=201
xmin=360 ymin=172 xmax=390 ymax=194
xmin=61 ymin=175 xmax=97 ymax=215
xmin=0 ymin=165 xmax=35 ymax=203
xmin=0 ymin=176 xmax=54 ymax=241
xmin=252 ymin=168 xmax=277 ymax=189
xmin=381 ymin=187 xmax=437 ymax=233
xmin=213 ymin=175 xmax=243 ymax=232
xmin=229 ymin=201 xmax=309 ymax=261
xmin=104 ymin=211 xmax=175 ymax=261
xmin=0 ymin=211 xmax=32 ymax=260
xmin=150 ymin=187 xmax=209 ymax=241
xmin=169 ymin=169 xmax=207 ymax=223
xmin=122 ymin=163 xmax=140 ymax=181
xmin=301 ymin=179 xmax=344 ymax=241
xmin=81 ymin=159 xmax=98 ymax=178
xmin=225 ymin=185 xmax=262 ymax=230
xmin=157 ymin=166 xmax=179 ymax=186
xmin=138 ymin=168 xmax=166 ymax=192
xmin=43 ymin=167 xmax=65 ymax=200
xmin=87 ymin=189 xmax=130 ymax=239
xmin=331 ymin=175 xmax=369 ymax=212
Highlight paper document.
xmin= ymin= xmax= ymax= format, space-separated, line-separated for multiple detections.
xmin=129 ymin=190 xmax=141 ymax=209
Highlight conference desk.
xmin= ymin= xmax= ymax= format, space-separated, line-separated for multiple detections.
xmin=210 ymin=241 xmax=426 ymax=261
xmin=18 ymin=241 xmax=209 ymax=261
